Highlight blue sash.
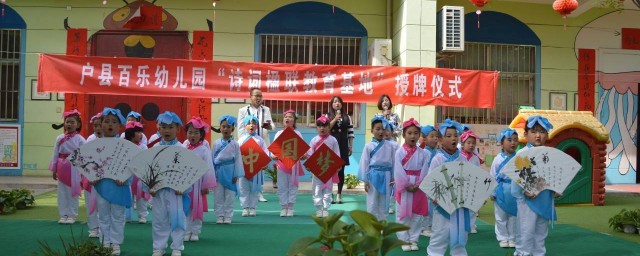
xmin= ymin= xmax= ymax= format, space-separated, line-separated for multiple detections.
xmin=95 ymin=178 xmax=132 ymax=207
xmin=494 ymin=152 xmax=518 ymax=216
xmin=368 ymin=165 xmax=392 ymax=194
xmin=369 ymin=139 xmax=385 ymax=158
xmin=424 ymin=146 xmax=437 ymax=166
xmin=215 ymin=160 xmax=237 ymax=193
xmin=434 ymin=149 xmax=470 ymax=248
xmin=526 ymin=189 xmax=557 ymax=222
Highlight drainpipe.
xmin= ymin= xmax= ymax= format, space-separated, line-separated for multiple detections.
xmin=386 ymin=0 xmax=392 ymax=39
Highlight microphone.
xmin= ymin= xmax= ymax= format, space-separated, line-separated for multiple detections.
xmin=336 ymin=109 xmax=342 ymax=126
xmin=383 ymin=106 xmax=389 ymax=118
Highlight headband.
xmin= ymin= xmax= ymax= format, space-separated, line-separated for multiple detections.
xmin=102 ymin=108 xmax=126 ymax=124
xmin=186 ymin=116 xmax=211 ymax=134
xmin=526 ymin=115 xmax=553 ymax=131
xmin=157 ymin=111 xmax=183 ymax=126
xmin=218 ymin=115 xmax=237 ymax=127
xmin=497 ymin=128 xmax=517 ymax=143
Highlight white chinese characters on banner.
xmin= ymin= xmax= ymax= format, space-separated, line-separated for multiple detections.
xmin=129 ymin=146 xmax=210 ymax=193
xmin=80 ymin=62 xmax=207 ymax=90
xmin=68 ymin=138 xmax=142 ymax=182
xmin=425 ymin=161 xmax=496 ymax=214
xmin=502 ymin=146 xmax=581 ymax=195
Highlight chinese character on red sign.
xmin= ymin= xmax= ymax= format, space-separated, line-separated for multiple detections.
xmin=268 ymin=126 xmax=310 ymax=170
xmin=240 ymin=138 xmax=271 ymax=180
xmin=304 ymin=143 xmax=345 ymax=183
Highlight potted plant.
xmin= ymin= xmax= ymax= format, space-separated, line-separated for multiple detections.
xmin=287 ymin=210 xmax=409 ymax=256
xmin=265 ymin=163 xmax=278 ymax=188
xmin=609 ymin=209 xmax=639 ymax=234
xmin=345 ymin=174 xmax=360 ymax=189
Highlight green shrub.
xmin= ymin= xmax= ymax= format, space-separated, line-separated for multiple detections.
xmin=34 ymin=228 xmax=113 ymax=256
xmin=345 ymin=174 xmax=360 ymax=189
xmin=0 ymin=188 xmax=35 ymax=214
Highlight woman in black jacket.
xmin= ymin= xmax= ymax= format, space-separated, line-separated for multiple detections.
xmin=326 ymin=96 xmax=354 ymax=204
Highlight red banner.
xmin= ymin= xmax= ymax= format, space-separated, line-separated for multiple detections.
xmin=577 ymin=49 xmax=595 ymax=112
xmin=621 ymin=28 xmax=640 ymax=50
xmin=240 ymin=138 xmax=271 ymax=180
xmin=38 ymin=54 xmax=499 ymax=107
xmin=268 ymin=127 xmax=310 ymax=169
xmin=304 ymin=143 xmax=345 ymax=183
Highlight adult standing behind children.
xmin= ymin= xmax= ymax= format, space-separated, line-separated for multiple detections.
xmin=326 ymin=96 xmax=354 ymax=204
xmin=375 ymin=94 xmax=402 ymax=141
xmin=237 ymin=88 xmax=273 ymax=202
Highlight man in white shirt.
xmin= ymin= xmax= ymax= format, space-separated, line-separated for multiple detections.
xmin=237 ymin=88 xmax=273 ymax=202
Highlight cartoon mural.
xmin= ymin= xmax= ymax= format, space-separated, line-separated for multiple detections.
xmin=575 ymin=9 xmax=640 ymax=184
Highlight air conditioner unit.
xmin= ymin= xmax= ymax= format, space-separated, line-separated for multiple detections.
xmin=436 ymin=6 xmax=464 ymax=52
xmin=368 ymin=39 xmax=393 ymax=66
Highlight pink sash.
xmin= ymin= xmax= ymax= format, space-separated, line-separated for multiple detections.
xmin=276 ymin=161 xmax=304 ymax=187
xmin=395 ymin=145 xmax=428 ymax=220
xmin=56 ymin=154 xmax=82 ymax=197
xmin=313 ymin=135 xmax=339 ymax=190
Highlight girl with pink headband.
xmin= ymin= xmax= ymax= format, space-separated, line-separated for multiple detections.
xmin=83 ymin=112 xmax=102 ymax=238
xmin=460 ymin=129 xmax=482 ymax=234
xmin=306 ymin=115 xmax=341 ymax=218
xmin=49 ymin=109 xmax=85 ymax=226
xmin=124 ymin=121 xmax=151 ymax=225
xmin=393 ymin=118 xmax=430 ymax=251
xmin=183 ymin=117 xmax=216 ymax=242
xmin=272 ymin=109 xmax=306 ymax=217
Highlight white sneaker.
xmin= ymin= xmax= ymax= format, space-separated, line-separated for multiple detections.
xmin=249 ymin=208 xmax=256 ymax=216
xmin=499 ymin=240 xmax=509 ymax=248
xmin=258 ymin=193 xmax=268 ymax=202
xmin=421 ymin=229 xmax=432 ymax=237
xmin=65 ymin=217 xmax=76 ymax=224
xmin=508 ymin=240 xmax=516 ymax=248
xmin=286 ymin=208 xmax=294 ymax=217
xmin=183 ymin=233 xmax=191 ymax=242
xmin=322 ymin=210 xmax=329 ymax=217
xmin=470 ymin=227 xmax=478 ymax=234
xmin=401 ymin=245 xmax=411 ymax=252
xmin=410 ymin=242 xmax=419 ymax=251
xmin=223 ymin=217 xmax=232 ymax=224
xmin=152 ymin=249 xmax=164 ymax=256
xmin=88 ymin=228 xmax=99 ymax=238
xmin=111 ymin=244 xmax=121 ymax=255
xmin=58 ymin=216 xmax=67 ymax=224
xmin=389 ymin=208 xmax=395 ymax=214
xmin=171 ymin=250 xmax=181 ymax=256
xmin=280 ymin=209 xmax=287 ymax=217
xmin=316 ymin=210 xmax=323 ymax=218
xmin=138 ymin=216 xmax=147 ymax=224
xmin=216 ymin=216 xmax=224 ymax=224
xmin=190 ymin=234 xmax=199 ymax=241
xmin=242 ymin=208 xmax=249 ymax=217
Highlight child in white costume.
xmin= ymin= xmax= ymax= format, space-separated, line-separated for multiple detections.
xmin=120 ymin=111 xmax=148 ymax=145
xmin=511 ymin=116 xmax=559 ymax=256
xmin=307 ymin=115 xmax=341 ymax=218
xmin=83 ymin=113 xmax=102 ymax=238
xmin=237 ymin=114 xmax=269 ymax=217
xmin=124 ymin=121 xmax=150 ymax=225
xmin=359 ymin=116 xmax=395 ymax=221
xmin=93 ymin=108 xmax=131 ymax=256
xmin=490 ymin=128 xmax=519 ymax=248
xmin=49 ymin=109 xmax=85 ymax=225
xmin=151 ymin=111 xmax=189 ymax=256
xmin=427 ymin=119 xmax=470 ymax=256
xmin=459 ymin=130 xmax=481 ymax=234
xmin=212 ymin=115 xmax=243 ymax=224
xmin=419 ymin=125 xmax=438 ymax=237
xmin=272 ymin=110 xmax=306 ymax=217
xmin=183 ymin=117 xmax=216 ymax=242
xmin=393 ymin=118 xmax=430 ymax=252
xmin=383 ymin=121 xmax=398 ymax=215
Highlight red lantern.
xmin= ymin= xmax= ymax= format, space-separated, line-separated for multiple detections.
xmin=552 ymin=0 xmax=579 ymax=30
xmin=470 ymin=0 xmax=491 ymax=28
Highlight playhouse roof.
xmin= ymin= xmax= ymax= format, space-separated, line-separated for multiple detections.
xmin=509 ymin=109 xmax=610 ymax=143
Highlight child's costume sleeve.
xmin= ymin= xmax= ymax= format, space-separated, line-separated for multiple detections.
xmin=358 ymin=143 xmax=372 ymax=182
xmin=49 ymin=135 xmax=62 ymax=173
xmin=201 ymin=146 xmax=217 ymax=189
xmin=234 ymin=142 xmax=244 ymax=178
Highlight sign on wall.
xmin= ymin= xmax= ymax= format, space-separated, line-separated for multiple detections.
xmin=0 ymin=125 xmax=20 ymax=169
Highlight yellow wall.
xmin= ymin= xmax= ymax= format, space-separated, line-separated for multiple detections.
xmin=13 ymin=0 xmax=389 ymax=176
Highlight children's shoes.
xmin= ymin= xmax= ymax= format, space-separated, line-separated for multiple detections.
xmin=322 ymin=210 xmax=329 ymax=217
xmin=216 ymin=216 xmax=224 ymax=224
xmin=421 ymin=229 xmax=432 ymax=237
xmin=410 ymin=242 xmax=419 ymax=251
xmin=152 ymin=249 xmax=164 ymax=256
xmin=316 ymin=210 xmax=323 ymax=218
xmin=242 ymin=208 xmax=249 ymax=217
xmin=58 ymin=216 xmax=67 ymax=224
xmin=138 ymin=216 xmax=147 ymax=224
xmin=88 ymin=228 xmax=99 ymax=238
xmin=249 ymin=208 xmax=257 ymax=216
xmin=223 ymin=217 xmax=232 ymax=224
xmin=286 ymin=208 xmax=294 ymax=217
xmin=280 ymin=209 xmax=287 ymax=217
xmin=171 ymin=249 xmax=182 ymax=256
xmin=190 ymin=234 xmax=199 ymax=241
xmin=65 ymin=217 xmax=76 ymax=224
xmin=508 ymin=240 xmax=516 ymax=248
xmin=401 ymin=245 xmax=411 ymax=252
xmin=183 ymin=233 xmax=191 ymax=242
xmin=111 ymin=244 xmax=121 ymax=255
xmin=499 ymin=240 xmax=509 ymax=248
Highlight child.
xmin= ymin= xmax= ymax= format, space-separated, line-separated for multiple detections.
xmin=511 ymin=116 xmax=558 ymax=256
xmin=307 ymin=115 xmax=340 ymax=218
xmin=460 ymin=129 xmax=481 ymax=234
xmin=237 ymin=114 xmax=268 ymax=217
xmin=183 ymin=117 xmax=216 ymax=242
xmin=84 ymin=112 xmax=102 ymax=238
xmin=212 ymin=115 xmax=243 ymax=224
xmin=93 ymin=108 xmax=131 ymax=256
xmin=272 ymin=110 xmax=306 ymax=217
xmin=490 ymin=128 xmax=519 ymax=248
xmin=121 ymin=111 xmax=148 ymax=145
xmin=393 ymin=118 xmax=430 ymax=252
xmin=124 ymin=121 xmax=150 ymax=224
xmin=419 ymin=125 xmax=438 ymax=237
xmin=151 ymin=111 xmax=189 ymax=256
xmin=385 ymin=121 xmax=399 ymax=215
xmin=358 ymin=116 xmax=395 ymax=221
xmin=49 ymin=109 xmax=85 ymax=225
xmin=427 ymin=119 xmax=470 ymax=256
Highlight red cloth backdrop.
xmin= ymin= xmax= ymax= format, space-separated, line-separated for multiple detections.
xmin=38 ymin=54 xmax=499 ymax=108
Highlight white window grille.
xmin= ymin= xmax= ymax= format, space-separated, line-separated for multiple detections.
xmin=0 ymin=29 xmax=21 ymax=122
xmin=437 ymin=42 xmax=536 ymax=124
xmin=259 ymin=34 xmax=362 ymax=128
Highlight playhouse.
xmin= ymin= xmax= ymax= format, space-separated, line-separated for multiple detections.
xmin=509 ymin=109 xmax=610 ymax=205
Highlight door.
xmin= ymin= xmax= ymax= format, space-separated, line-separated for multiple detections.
xmin=555 ymin=138 xmax=592 ymax=204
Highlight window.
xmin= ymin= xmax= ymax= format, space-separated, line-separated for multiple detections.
xmin=259 ymin=34 xmax=362 ymax=128
xmin=0 ymin=29 xmax=21 ymax=121
xmin=437 ymin=43 xmax=536 ymax=124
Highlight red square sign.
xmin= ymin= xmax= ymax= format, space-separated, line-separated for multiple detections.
xmin=304 ymin=143 xmax=345 ymax=183
xmin=268 ymin=126 xmax=310 ymax=170
xmin=240 ymin=138 xmax=271 ymax=180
